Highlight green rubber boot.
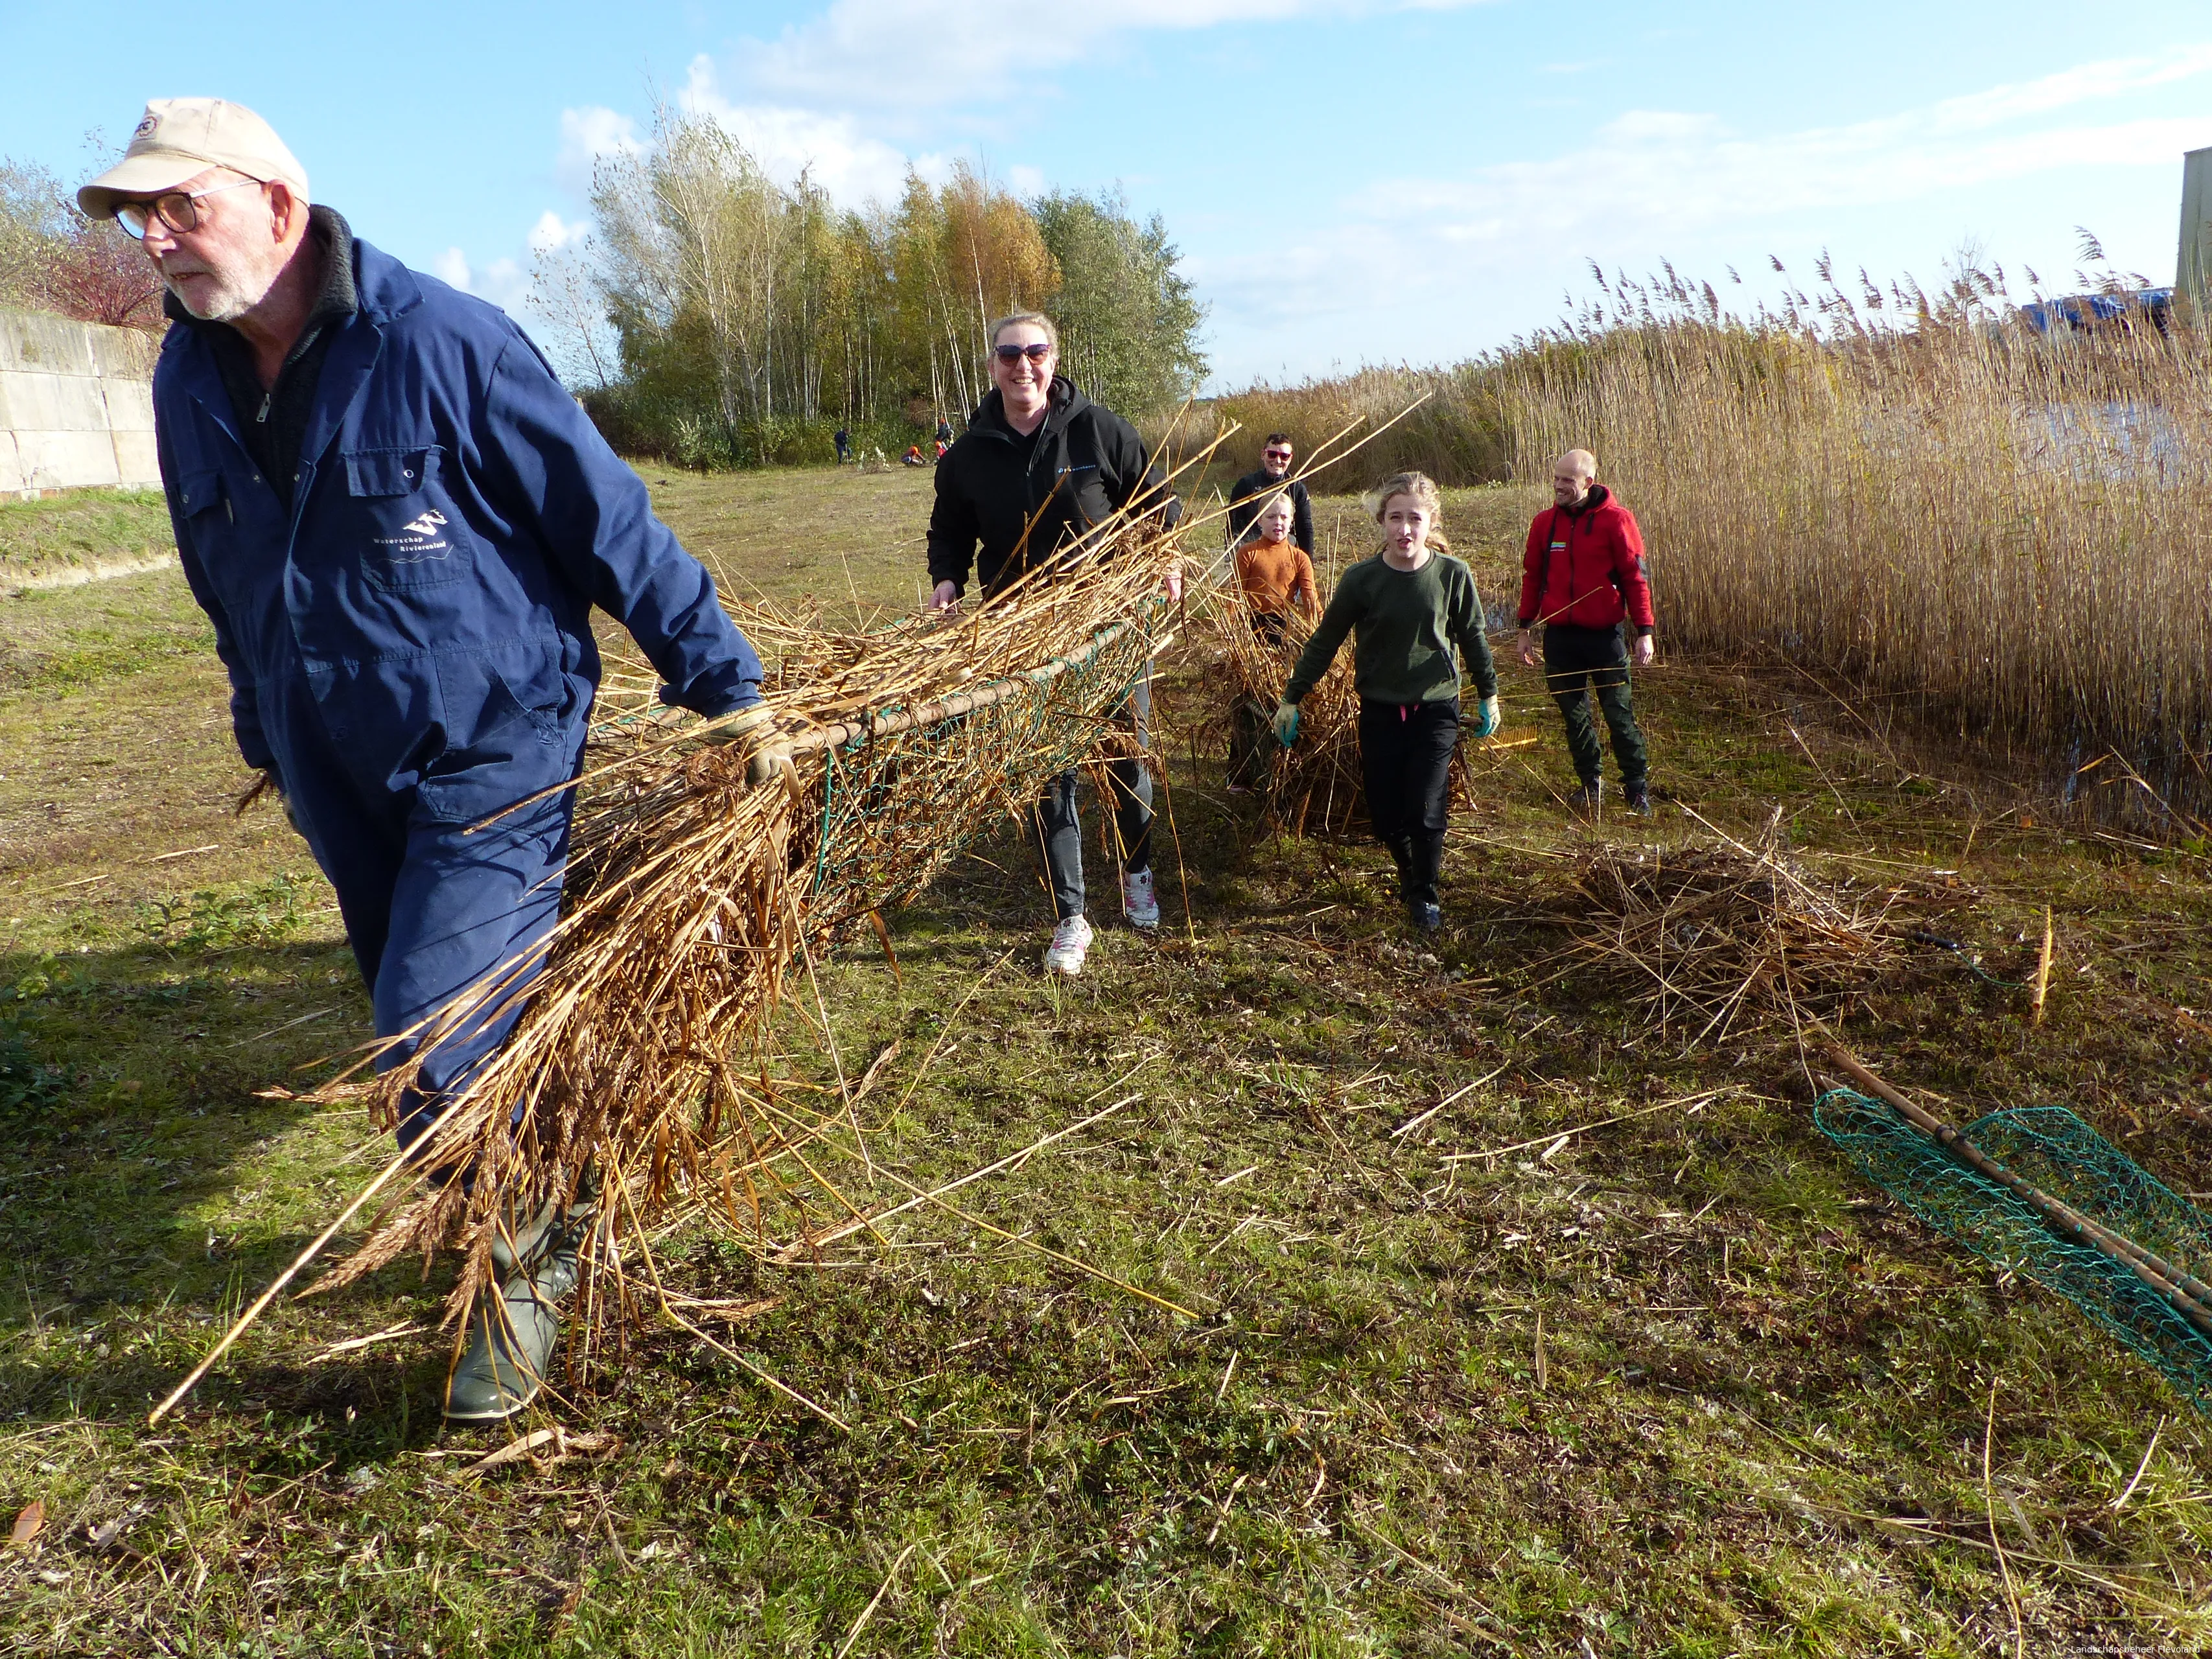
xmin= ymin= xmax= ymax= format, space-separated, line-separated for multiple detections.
xmin=443 ymin=1190 xmax=594 ymax=1422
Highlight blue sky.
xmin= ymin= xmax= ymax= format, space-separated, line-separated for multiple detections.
xmin=4 ymin=0 xmax=2209 ymax=388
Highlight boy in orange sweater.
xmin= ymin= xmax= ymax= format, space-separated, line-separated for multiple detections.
xmin=1229 ymin=493 xmax=1319 ymax=791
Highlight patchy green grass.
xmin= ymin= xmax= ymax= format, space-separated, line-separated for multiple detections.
xmin=0 ymin=465 xmax=2208 ymax=1654
xmin=0 ymin=489 xmax=177 ymax=584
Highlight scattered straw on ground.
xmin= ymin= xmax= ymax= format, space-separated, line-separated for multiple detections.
xmin=1550 ymin=810 xmax=1922 ymax=1048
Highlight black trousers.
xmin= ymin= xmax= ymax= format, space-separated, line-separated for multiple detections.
xmin=1358 ymin=697 xmax=1458 ymax=909
xmin=1542 ymin=623 xmax=1648 ymax=787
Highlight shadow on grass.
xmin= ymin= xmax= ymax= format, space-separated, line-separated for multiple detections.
xmin=0 ymin=936 xmax=378 ymax=1327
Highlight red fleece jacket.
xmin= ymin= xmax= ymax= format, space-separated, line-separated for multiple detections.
xmin=1517 ymin=485 xmax=1656 ymax=633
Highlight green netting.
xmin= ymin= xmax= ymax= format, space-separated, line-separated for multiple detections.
xmin=1814 ymin=1087 xmax=2212 ymax=1407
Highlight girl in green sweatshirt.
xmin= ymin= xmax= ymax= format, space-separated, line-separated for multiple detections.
xmin=1275 ymin=472 xmax=1499 ymax=932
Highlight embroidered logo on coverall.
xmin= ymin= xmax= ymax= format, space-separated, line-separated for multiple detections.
xmin=375 ymin=509 xmax=451 ymax=564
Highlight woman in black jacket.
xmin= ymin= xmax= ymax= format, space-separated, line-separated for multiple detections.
xmin=925 ymin=312 xmax=1180 ymax=977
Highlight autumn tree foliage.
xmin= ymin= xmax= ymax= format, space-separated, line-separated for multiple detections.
xmin=550 ymin=105 xmax=1206 ymax=467
xmin=0 ymin=160 xmax=163 ymax=331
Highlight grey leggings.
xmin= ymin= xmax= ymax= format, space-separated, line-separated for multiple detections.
xmin=1033 ymin=673 xmax=1154 ymax=921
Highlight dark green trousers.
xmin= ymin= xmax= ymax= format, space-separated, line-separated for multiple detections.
xmin=1543 ymin=623 xmax=1647 ymax=787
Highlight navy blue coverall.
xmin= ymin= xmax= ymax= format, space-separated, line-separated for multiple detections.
xmin=155 ymin=230 xmax=763 ymax=1146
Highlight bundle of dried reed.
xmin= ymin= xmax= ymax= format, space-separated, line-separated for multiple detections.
xmin=1200 ymin=600 xmax=1369 ymax=835
xmin=150 ymin=529 xmax=1190 ymax=1419
xmin=1554 ymin=813 xmax=1912 ymax=1046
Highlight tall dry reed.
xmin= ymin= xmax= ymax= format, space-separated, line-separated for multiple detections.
xmin=1492 ymin=263 xmax=2212 ymax=816
xmin=1196 ymin=258 xmax=2212 ymax=818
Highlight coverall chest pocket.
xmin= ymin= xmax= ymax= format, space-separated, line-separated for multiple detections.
xmin=176 ymin=466 xmax=244 ymax=598
xmin=344 ymin=446 xmax=473 ymax=590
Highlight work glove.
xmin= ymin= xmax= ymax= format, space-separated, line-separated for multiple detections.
xmin=701 ymin=702 xmax=775 ymax=746
xmin=1471 ymin=695 xmax=1500 ymax=739
xmin=1273 ymin=701 xmax=1301 ymax=747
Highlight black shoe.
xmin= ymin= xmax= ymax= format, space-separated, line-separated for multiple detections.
xmin=1624 ymin=781 xmax=1653 ymax=817
xmin=1569 ymin=778 xmax=1603 ymax=813
xmin=1408 ymin=901 xmax=1443 ymax=934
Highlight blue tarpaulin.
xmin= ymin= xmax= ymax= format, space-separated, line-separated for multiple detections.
xmin=2020 ymin=288 xmax=2174 ymax=333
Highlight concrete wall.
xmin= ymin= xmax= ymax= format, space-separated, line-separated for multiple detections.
xmin=0 ymin=307 xmax=161 ymax=497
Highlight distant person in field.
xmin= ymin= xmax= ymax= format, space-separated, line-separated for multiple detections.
xmin=936 ymin=416 xmax=954 ymax=449
xmin=1517 ymin=448 xmax=1657 ymax=815
xmin=85 ymin=98 xmax=771 ymax=1421
xmin=1275 ymin=472 xmax=1498 ymax=933
xmin=1228 ymin=492 xmax=1318 ymax=793
xmin=903 ymin=444 xmax=927 ymax=467
xmin=1226 ymin=433 xmax=1314 ymax=553
xmin=834 ymin=425 xmax=852 ymax=464
xmin=926 ymin=311 xmax=1181 ymax=976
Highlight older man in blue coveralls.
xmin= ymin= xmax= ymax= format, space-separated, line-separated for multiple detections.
xmin=80 ymin=99 xmax=771 ymax=1422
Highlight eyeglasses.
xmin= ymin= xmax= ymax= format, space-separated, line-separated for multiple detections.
xmin=115 ymin=178 xmax=263 ymax=239
xmin=1263 ymin=448 xmax=1293 ymax=460
xmin=994 ymin=342 xmax=1053 ymax=364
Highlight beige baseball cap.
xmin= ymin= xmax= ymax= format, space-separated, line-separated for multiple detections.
xmin=77 ymin=99 xmax=309 ymax=220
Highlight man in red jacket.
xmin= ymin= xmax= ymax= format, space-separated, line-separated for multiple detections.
xmin=1516 ymin=449 xmax=1657 ymax=814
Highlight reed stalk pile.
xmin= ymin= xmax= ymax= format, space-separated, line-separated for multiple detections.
xmin=1554 ymin=815 xmax=1915 ymax=1047
xmin=292 ymin=533 xmax=1184 ymax=1380
xmin=1196 ymin=600 xmax=1368 ymax=834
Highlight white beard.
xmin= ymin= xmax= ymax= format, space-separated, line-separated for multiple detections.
xmin=161 ymin=261 xmax=279 ymax=324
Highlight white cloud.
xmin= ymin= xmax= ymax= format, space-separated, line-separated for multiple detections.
xmin=732 ymin=0 xmax=1498 ymax=120
xmin=430 ymin=247 xmax=471 ymax=290
xmin=677 ymin=56 xmax=948 ymax=203
xmin=555 ymin=105 xmax=644 ymax=195
xmin=527 ymin=210 xmax=590 ymax=254
xmin=429 ymin=247 xmax=530 ymax=315
xmin=1194 ymin=51 xmax=2212 ymax=341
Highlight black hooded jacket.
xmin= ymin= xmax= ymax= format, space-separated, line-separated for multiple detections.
xmin=926 ymin=376 xmax=1180 ymax=599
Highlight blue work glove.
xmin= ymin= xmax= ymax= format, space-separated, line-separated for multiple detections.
xmin=1471 ymin=695 xmax=1500 ymax=739
xmin=1272 ymin=701 xmax=1301 ymax=747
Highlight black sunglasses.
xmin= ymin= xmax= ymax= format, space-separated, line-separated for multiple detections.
xmin=1263 ymin=447 xmax=1293 ymax=459
xmin=994 ymin=342 xmax=1053 ymax=364
xmin=115 ymin=178 xmax=262 ymax=239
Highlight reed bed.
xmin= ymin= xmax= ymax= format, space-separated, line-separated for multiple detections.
xmin=1552 ymin=813 xmax=1917 ymax=1048
xmin=156 ymin=531 xmax=1188 ymax=1410
xmin=1196 ymin=261 xmax=2212 ymax=820
xmin=1492 ymin=267 xmax=2212 ymax=818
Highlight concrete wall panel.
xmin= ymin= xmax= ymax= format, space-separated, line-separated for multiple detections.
xmin=1 ymin=307 xmax=163 ymax=494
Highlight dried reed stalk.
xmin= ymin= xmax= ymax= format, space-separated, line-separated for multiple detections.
xmin=1554 ymin=811 xmax=1912 ymax=1047
xmin=151 ymin=526 xmax=1194 ymax=1423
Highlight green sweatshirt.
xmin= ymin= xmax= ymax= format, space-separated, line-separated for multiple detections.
xmin=1284 ymin=551 xmax=1498 ymax=706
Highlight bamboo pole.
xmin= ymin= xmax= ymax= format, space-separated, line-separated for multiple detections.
xmin=744 ymin=623 xmax=1172 ymax=785
xmin=2031 ymin=907 xmax=2054 ymax=1024
xmin=1825 ymin=1044 xmax=2212 ymax=1342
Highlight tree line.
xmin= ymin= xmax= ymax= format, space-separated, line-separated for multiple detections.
xmin=539 ymin=105 xmax=1208 ymax=468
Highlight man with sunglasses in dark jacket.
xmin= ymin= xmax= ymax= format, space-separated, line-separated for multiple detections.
xmin=926 ymin=312 xmax=1180 ymax=977
xmin=82 ymin=98 xmax=771 ymax=1423
xmin=1224 ymin=434 xmax=1314 ymax=554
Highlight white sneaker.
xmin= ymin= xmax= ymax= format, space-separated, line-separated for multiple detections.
xmin=1122 ymin=868 xmax=1160 ymax=929
xmin=1043 ymin=914 xmax=1094 ymax=976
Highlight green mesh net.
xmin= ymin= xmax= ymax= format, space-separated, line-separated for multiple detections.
xmin=1814 ymin=1088 xmax=2212 ymax=1407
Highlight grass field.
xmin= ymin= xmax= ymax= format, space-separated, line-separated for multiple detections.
xmin=2 ymin=465 xmax=2209 ymax=1656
